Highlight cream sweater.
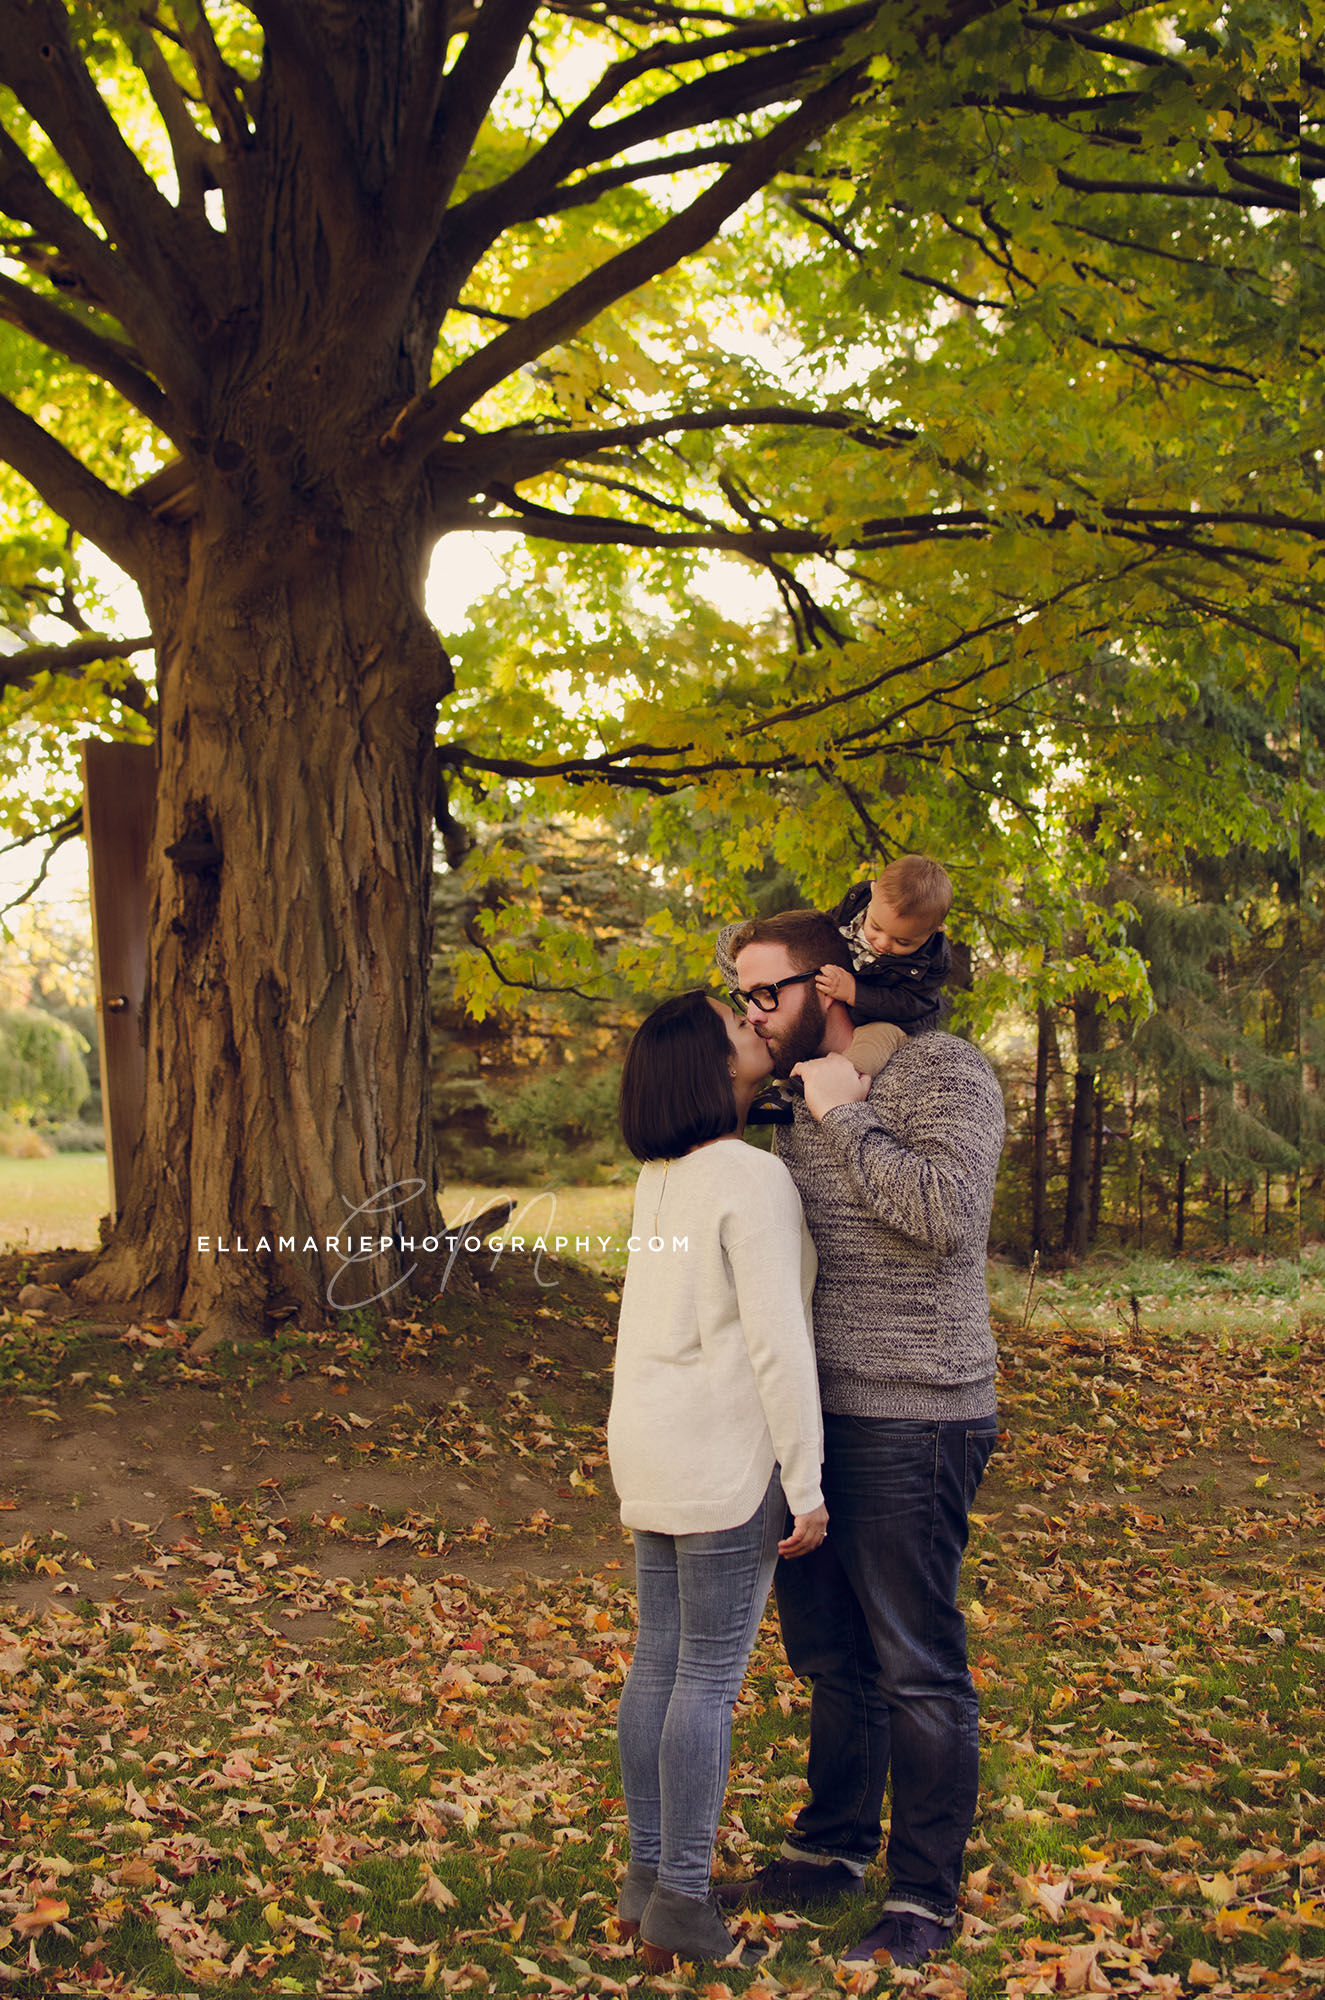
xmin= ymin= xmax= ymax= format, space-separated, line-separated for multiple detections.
xmin=608 ymin=1138 xmax=823 ymax=1535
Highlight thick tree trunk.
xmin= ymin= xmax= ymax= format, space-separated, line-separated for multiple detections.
xmin=77 ymin=499 xmax=451 ymax=1336
xmin=1173 ymin=1157 xmax=1187 ymax=1253
xmin=1061 ymin=992 xmax=1101 ymax=1257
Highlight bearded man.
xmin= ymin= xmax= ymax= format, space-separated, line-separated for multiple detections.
xmin=715 ymin=907 xmax=1004 ymax=1970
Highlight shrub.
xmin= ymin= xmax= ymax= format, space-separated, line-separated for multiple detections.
xmin=0 ymin=1121 xmax=55 ymax=1159
xmin=0 ymin=1008 xmax=91 ymax=1124
xmin=487 ymin=1068 xmax=623 ymax=1155
xmin=46 ymin=1121 xmax=107 ymax=1154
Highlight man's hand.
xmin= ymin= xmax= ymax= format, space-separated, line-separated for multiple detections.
xmin=792 ymin=1052 xmax=871 ymax=1121
xmin=815 ymin=963 xmax=857 ymax=1007
xmin=779 ymin=1503 xmax=828 ymax=1558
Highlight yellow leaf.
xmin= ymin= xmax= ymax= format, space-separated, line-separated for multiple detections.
xmin=1213 ymin=1904 xmax=1263 ymax=1939
xmin=13 ymin=1897 xmax=69 ymax=1938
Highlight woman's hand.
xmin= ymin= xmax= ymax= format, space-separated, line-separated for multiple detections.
xmin=791 ymin=1052 xmax=871 ymax=1121
xmin=779 ymin=1503 xmax=828 ymax=1558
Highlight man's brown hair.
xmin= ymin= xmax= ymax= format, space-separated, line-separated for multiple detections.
xmin=875 ymin=855 xmax=952 ymax=927
xmin=729 ymin=908 xmax=854 ymax=974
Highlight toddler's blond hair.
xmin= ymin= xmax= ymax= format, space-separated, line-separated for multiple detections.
xmin=874 ymin=855 xmax=952 ymax=929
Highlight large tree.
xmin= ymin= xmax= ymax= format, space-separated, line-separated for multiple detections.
xmin=0 ymin=0 xmax=1312 ymax=1330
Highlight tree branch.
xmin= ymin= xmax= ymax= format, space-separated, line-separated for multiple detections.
xmin=0 ymin=131 xmax=144 ymax=331
xmin=433 ymin=475 xmax=1320 ymax=564
xmin=1059 ymin=219 xmax=1265 ymax=283
xmin=1150 ymin=583 xmax=1302 ymax=656
xmin=0 ymin=811 xmax=83 ymax=916
xmin=1056 ymin=164 xmax=1297 ymax=213
xmin=0 ymin=271 xmax=179 ymax=437
xmin=0 ymin=128 xmax=207 ymax=417
xmin=1056 ymin=308 xmax=1262 ymax=384
xmin=0 ymin=0 xmax=220 ymax=341
xmin=0 ymin=395 xmax=168 ymax=579
xmin=441 ymin=672 xmax=1058 ymax=790
xmin=736 ymin=567 xmax=1138 ymax=738
xmin=557 ymin=8 xmax=878 ymax=165
xmin=529 ymin=144 xmax=747 ymax=217
xmin=435 ymin=499 xmax=828 ymax=553
xmin=391 ymin=0 xmax=456 ymax=195
xmin=242 ymin=0 xmax=365 ymax=223
xmin=389 ymin=0 xmax=543 ymax=246
xmin=168 ymin=0 xmax=253 ymax=160
xmin=464 ymin=917 xmax=603 ymax=1001
xmin=132 ymin=26 xmax=222 ymax=223
xmin=421 ymin=4 xmax=882 ymax=325
xmin=1220 ymin=152 xmax=1300 ymax=202
xmin=386 ymin=60 xmax=873 ymax=460
xmin=1027 ymin=18 xmax=1193 ymax=75
xmin=425 ymin=403 xmax=913 ymax=494
xmin=479 ymin=2 xmax=878 ymax=207
xmin=0 ymin=632 xmax=153 ymax=693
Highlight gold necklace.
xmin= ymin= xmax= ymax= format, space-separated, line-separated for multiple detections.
xmin=652 ymin=1162 xmax=669 ymax=1238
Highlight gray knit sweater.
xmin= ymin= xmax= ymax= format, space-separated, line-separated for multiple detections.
xmin=774 ymin=1033 xmax=1004 ymax=1421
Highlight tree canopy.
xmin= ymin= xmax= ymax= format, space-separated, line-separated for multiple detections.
xmin=0 ymin=0 xmax=1314 ymax=1323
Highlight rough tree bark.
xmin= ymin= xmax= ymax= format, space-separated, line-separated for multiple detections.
xmin=78 ymin=498 xmax=450 ymax=1331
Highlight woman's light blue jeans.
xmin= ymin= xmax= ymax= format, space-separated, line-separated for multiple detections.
xmin=617 ymin=1477 xmax=783 ymax=1896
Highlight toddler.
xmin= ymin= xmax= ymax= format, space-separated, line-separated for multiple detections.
xmin=817 ymin=854 xmax=953 ymax=1075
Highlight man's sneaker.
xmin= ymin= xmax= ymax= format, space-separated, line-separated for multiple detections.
xmin=712 ymin=1856 xmax=866 ymax=1911
xmin=841 ymin=1910 xmax=955 ymax=1967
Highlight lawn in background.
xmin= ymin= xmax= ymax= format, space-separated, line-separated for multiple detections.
xmin=0 ymin=1162 xmax=635 ymax=1267
xmin=0 ymin=1153 xmax=109 ymax=1254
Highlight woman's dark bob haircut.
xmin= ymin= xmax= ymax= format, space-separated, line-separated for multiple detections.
xmin=618 ymin=990 xmax=737 ymax=1163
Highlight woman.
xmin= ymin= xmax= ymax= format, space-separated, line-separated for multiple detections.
xmin=608 ymin=990 xmax=827 ymax=1971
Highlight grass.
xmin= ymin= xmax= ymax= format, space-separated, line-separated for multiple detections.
xmin=1 ymin=1244 xmax=1320 ymax=1994
xmin=3 ymin=1514 xmax=1317 ymax=1995
xmin=0 ymin=1159 xmax=635 ymax=1269
xmin=0 ymin=1153 xmax=109 ymax=1253
xmin=987 ymin=1244 xmax=1318 ymax=1350
xmin=440 ymin=1182 xmax=636 ymax=1273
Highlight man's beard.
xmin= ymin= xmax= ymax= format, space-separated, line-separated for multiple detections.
xmin=761 ymin=985 xmax=828 ymax=1077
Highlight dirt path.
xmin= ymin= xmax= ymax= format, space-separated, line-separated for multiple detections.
xmin=3 ymin=1245 xmax=1319 ymax=1634
xmin=0 ymin=1250 xmax=633 ymax=1638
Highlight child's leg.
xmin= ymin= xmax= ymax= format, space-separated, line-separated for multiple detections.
xmin=848 ymin=1021 xmax=907 ymax=1075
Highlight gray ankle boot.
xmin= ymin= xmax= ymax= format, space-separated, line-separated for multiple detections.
xmin=615 ymin=1860 xmax=656 ymax=1939
xmin=638 ymin=1882 xmax=736 ymax=1971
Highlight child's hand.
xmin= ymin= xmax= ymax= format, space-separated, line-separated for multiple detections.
xmin=816 ymin=963 xmax=857 ymax=1006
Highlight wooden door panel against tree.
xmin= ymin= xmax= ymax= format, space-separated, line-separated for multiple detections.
xmin=82 ymin=741 xmax=155 ymax=1217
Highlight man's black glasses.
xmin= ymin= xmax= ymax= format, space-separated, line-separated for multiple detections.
xmin=728 ymin=967 xmax=822 ymax=1013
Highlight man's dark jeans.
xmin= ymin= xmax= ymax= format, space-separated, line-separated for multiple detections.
xmin=773 ymin=1412 xmax=997 ymax=1923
